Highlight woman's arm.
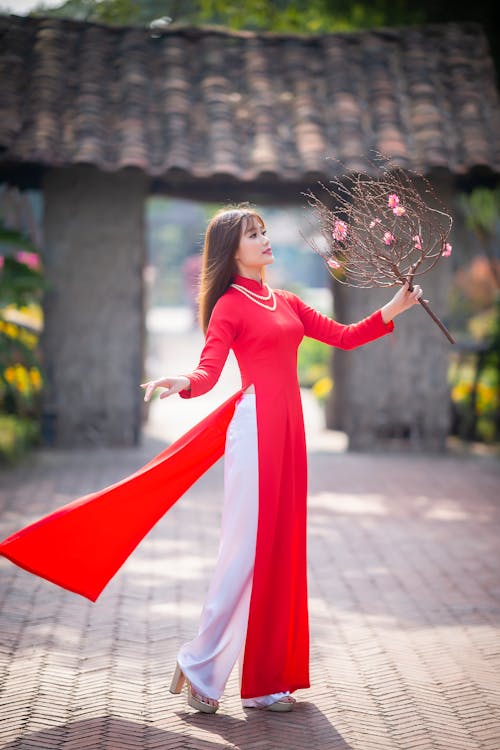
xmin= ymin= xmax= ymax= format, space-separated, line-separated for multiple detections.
xmin=288 ymin=281 xmax=422 ymax=350
xmin=141 ymin=297 xmax=237 ymax=402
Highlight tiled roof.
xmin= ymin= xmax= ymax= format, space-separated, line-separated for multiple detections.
xmin=0 ymin=15 xmax=499 ymax=184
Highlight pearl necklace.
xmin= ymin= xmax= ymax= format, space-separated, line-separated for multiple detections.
xmin=230 ymin=282 xmax=277 ymax=311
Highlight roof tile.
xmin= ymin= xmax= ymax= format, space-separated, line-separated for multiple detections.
xmin=0 ymin=15 xmax=498 ymax=181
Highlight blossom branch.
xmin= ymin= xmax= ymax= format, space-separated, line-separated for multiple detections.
xmin=303 ymin=155 xmax=455 ymax=343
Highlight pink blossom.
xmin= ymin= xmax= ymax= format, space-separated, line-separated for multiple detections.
xmin=388 ymin=194 xmax=400 ymax=209
xmin=393 ymin=205 xmax=406 ymax=216
xmin=0 ymin=256 xmax=3 ymax=270
xmin=16 ymin=251 xmax=40 ymax=270
xmin=383 ymin=231 xmax=395 ymax=246
xmin=369 ymin=218 xmax=381 ymax=228
xmin=442 ymin=242 xmax=452 ymax=257
xmin=327 ymin=257 xmax=341 ymax=269
xmin=413 ymin=234 xmax=422 ymax=250
xmin=332 ymin=220 xmax=348 ymax=243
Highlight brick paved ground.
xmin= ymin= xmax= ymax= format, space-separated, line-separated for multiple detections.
xmin=1 ymin=310 xmax=500 ymax=750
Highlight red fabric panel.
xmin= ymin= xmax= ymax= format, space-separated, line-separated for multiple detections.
xmin=0 ymin=389 xmax=244 ymax=602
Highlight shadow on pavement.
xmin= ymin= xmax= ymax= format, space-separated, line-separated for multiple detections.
xmin=2 ymin=708 xmax=353 ymax=750
xmin=181 ymin=702 xmax=353 ymax=749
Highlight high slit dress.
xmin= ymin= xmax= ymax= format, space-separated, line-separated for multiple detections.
xmin=0 ymin=273 xmax=394 ymax=700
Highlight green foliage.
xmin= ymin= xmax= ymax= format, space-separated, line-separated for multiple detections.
xmin=29 ymin=0 xmax=500 ymax=84
xmin=0 ymin=257 xmax=45 ymax=309
xmin=297 ymin=336 xmax=330 ymax=387
xmin=28 ymin=0 xmax=496 ymax=33
xmin=0 ymin=414 xmax=40 ymax=464
xmin=452 ymin=185 xmax=500 ymax=444
xmin=450 ymin=358 xmax=499 ymax=443
xmin=460 ymin=187 xmax=500 ymax=239
xmin=486 ymin=293 xmax=500 ymax=371
xmin=0 ymin=220 xmax=45 ymax=308
xmin=449 ymin=295 xmax=500 ymax=443
xmin=0 ymin=223 xmax=40 ymax=251
xmin=0 ymin=222 xmax=45 ymax=421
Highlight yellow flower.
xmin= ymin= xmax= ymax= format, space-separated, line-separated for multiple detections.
xmin=19 ymin=330 xmax=38 ymax=349
xmin=476 ymin=383 xmax=499 ymax=415
xmin=13 ymin=364 xmax=30 ymax=394
xmin=29 ymin=367 xmax=42 ymax=390
xmin=312 ymin=376 xmax=333 ymax=400
xmin=451 ymin=382 xmax=473 ymax=403
xmin=5 ymin=323 xmax=18 ymax=339
xmin=4 ymin=366 xmax=16 ymax=384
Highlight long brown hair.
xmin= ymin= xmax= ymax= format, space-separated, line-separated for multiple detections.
xmin=198 ymin=205 xmax=265 ymax=333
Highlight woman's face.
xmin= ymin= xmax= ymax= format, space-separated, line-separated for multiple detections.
xmin=234 ymin=217 xmax=273 ymax=277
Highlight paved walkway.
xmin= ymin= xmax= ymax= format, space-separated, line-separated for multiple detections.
xmin=1 ymin=309 xmax=500 ymax=750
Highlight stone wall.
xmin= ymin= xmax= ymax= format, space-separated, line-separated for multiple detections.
xmin=41 ymin=165 xmax=148 ymax=446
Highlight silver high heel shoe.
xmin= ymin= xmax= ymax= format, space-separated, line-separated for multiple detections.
xmin=242 ymin=693 xmax=296 ymax=712
xmin=169 ymin=662 xmax=219 ymax=714
xmin=267 ymin=696 xmax=295 ymax=712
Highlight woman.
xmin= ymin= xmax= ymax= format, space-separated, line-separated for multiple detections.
xmin=141 ymin=206 xmax=423 ymax=714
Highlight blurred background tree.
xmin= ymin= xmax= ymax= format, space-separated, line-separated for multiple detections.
xmin=449 ymin=188 xmax=500 ymax=443
xmin=461 ymin=188 xmax=500 ymax=290
xmin=29 ymin=0 xmax=500 ymax=75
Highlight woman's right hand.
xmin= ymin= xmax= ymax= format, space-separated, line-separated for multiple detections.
xmin=140 ymin=376 xmax=191 ymax=402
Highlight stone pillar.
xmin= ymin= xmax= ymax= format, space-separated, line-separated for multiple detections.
xmin=41 ymin=165 xmax=148 ymax=446
xmin=329 ymin=173 xmax=455 ymax=451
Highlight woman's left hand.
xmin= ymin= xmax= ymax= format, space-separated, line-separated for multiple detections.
xmin=381 ymin=281 xmax=424 ymax=324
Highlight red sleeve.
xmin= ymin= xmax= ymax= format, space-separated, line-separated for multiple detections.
xmin=287 ymin=292 xmax=394 ymax=350
xmin=179 ymin=296 xmax=237 ymax=399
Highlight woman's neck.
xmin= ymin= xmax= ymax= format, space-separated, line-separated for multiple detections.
xmin=235 ymin=269 xmax=264 ymax=283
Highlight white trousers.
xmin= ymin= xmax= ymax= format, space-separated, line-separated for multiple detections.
xmin=177 ymin=393 xmax=290 ymax=707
